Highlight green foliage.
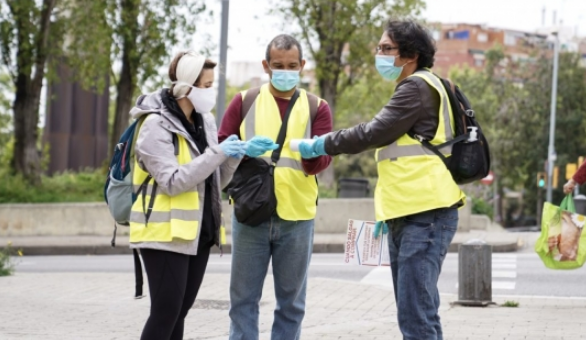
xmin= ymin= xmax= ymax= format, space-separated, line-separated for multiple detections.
xmin=318 ymin=183 xmax=337 ymax=198
xmin=471 ymin=197 xmax=493 ymax=219
xmin=0 ymin=243 xmax=15 ymax=276
xmin=0 ymin=71 xmax=12 ymax=162
xmin=449 ymin=47 xmax=586 ymax=219
xmin=501 ymin=300 xmax=519 ymax=307
xmin=332 ymin=67 xmax=396 ymax=179
xmin=0 ymin=168 xmax=105 ymax=203
xmin=272 ymin=0 xmax=424 ymax=111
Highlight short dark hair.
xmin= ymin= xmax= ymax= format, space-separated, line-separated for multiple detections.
xmin=384 ymin=20 xmax=436 ymax=69
xmin=265 ymin=34 xmax=303 ymax=63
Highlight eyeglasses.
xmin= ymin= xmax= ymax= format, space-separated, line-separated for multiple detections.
xmin=375 ymin=45 xmax=399 ymax=55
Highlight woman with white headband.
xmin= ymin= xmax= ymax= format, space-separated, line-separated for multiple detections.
xmin=128 ymin=51 xmax=245 ymax=340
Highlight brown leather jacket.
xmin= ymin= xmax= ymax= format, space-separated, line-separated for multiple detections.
xmin=324 ymin=73 xmax=441 ymax=155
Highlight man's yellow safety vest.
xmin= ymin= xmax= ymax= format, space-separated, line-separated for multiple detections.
xmin=374 ymin=70 xmax=465 ymax=221
xmin=239 ymin=84 xmax=319 ymax=221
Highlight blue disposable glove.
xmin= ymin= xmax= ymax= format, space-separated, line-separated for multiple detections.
xmin=219 ymin=134 xmax=246 ymax=158
xmin=373 ymin=221 xmax=389 ymax=239
xmin=299 ymin=135 xmax=327 ymax=159
xmin=245 ymin=135 xmax=279 ymax=158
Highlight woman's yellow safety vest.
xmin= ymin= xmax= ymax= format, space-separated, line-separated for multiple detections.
xmin=374 ymin=70 xmax=465 ymax=221
xmin=239 ymin=84 xmax=319 ymax=221
xmin=129 ymin=132 xmax=201 ymax=242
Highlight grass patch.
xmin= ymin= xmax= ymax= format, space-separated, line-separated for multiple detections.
xmin=501 ymin=300 xmax=519 ymax=307
xmin=0 ymin=168 xmax=105 ymax=203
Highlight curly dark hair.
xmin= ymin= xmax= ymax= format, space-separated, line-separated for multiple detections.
xmin=384 ymin=20 xmax=436 ymax=69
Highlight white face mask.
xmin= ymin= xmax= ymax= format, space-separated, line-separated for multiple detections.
xmin=173 ymin=81 xmax=217 ymax=113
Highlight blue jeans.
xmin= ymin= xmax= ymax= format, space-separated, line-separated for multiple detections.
xmin=387 ymin=207 xmax=458 ymax=340
xmin=229 ymin=214 xmax=314 ymax=340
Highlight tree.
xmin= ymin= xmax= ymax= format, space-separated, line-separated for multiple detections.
xmin=0 ymin=0 xmax=60 ymax=184
xmin=106 ymin=0 xmax=205 ymax=158
xmin=0 ymin=0 xmax=206 ymax=184
xmin=450 ymin=46 xmax=586 ymax=224
xmin=0 ymin=71 xmax=12 ymax=164
xmin=66 ymin=0 xmax=205 ymax=158
xmin=273 ymin=0 xmax=425 ymax=187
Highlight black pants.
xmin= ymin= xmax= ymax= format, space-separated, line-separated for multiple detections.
xmin=139 ymin=246 xmax=211 ymax=340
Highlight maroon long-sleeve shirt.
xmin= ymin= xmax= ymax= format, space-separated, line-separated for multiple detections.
xmin=573 ymin=160 xmax=586 ymax=184
xmin=218 ymin=92 xmax=332 ymax=175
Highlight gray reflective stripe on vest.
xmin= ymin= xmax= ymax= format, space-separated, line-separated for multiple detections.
xmin=243 ymin=94 xmax=312 ymax=141
xmin=378 ymin=71 xmax=454 ymax=162
xmin=132 ymin=183 xmax=197 ymax=195
xmin=259 ymin=156 xmax=303 ymax=171
xmin=129 ymin=209 xmax=199 ymax=223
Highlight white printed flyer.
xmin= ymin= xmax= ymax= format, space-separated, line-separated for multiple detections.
xmin=344 ymin=219 xmax=390 ymax=266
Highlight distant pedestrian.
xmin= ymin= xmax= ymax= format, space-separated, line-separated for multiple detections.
xmin=563 ymin=159 xmax=586 ymax=194
xmin=129 ymin=51 xmax=246 ymax=340
xmin=299 ymin=20 xmax=466 ymax=340
xmin=218 ymin=34 xmax=333 ymax=340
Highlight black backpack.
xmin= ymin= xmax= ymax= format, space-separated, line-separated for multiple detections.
xmin=416 ymin=77 xmax=491 ymax=184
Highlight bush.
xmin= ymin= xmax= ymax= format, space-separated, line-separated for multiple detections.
xmin=472 ymin=197 xmax=493 ymax=219
xmin=0 ymin=168 xmax=105 ymax=203
xmin=0 ymin=243 xmax=16 ymax=276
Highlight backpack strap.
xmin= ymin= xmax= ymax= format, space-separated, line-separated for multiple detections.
xmin=241 ymin=87 xmax=261 ymax=119
xmin=307 ymin=92 xmax=319 ymax=123
xmin=133 ymin=249 xmax=144 ymax=298
xmin=172 ymin=133 xmax=179 ymax=155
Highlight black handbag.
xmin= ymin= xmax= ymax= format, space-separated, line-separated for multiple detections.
xmin=225 ymin=90 xmax=299 ymax=226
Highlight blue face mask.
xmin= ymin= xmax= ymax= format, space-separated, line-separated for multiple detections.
xmin=375 ymin=55 xmax=405 ymax=81
xmin=270 ymin=69 xmax=300 ymax=92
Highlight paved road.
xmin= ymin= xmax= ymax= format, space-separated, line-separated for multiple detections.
xmin=14 ymin=253 xmax=586 ymax=298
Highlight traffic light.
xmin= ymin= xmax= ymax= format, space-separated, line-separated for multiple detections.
xmin=553 ymin=166 xmax=559 ymax=188
xmin=537 ymin=172 xmax=547 ymax=188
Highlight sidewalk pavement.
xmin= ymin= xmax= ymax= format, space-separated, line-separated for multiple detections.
xmin=0 ymin=224 xmax=530 ymax=256
xmin=1 ymin=269 xmax=585 ymax=340
xmin=2 ymin=228 xmax=578 ymax=340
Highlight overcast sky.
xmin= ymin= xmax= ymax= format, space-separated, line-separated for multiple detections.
xmin=188 ymin=0 xmax=586 ymax=66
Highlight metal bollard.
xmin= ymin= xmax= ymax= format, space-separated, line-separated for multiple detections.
xmin=452 ymin=239 xmax=495 ymax=307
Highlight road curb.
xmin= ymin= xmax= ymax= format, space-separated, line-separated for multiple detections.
xmin=2 ymin=240 xmax=520 ymax=256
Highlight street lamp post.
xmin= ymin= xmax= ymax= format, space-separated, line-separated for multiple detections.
xmin=546 ymin=32 xmax=559 ymax=203
xmin=216 ymin=0 xmax=230 ymax=127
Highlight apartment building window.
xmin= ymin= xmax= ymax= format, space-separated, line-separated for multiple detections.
xmin=504 ymin=33 xmax=517 ymax=46
xmin=477 ymin=33 xmax=488 ymax=43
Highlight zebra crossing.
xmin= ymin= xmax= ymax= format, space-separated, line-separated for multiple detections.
xmin=490 ymin=253 xmax=517 ymax=290
xmin=359 ymin=253 xmax=519 ymax=293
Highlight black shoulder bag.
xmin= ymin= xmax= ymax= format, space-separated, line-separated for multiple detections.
xmin=225 ymin=90 xmax=300 ymax=226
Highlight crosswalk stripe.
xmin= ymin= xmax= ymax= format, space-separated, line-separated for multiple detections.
xmin=492 ymin=271 xmax=517 ymax=278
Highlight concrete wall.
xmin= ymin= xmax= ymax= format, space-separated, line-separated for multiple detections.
xmin=0 ymin=198 xmax=477 ymax=237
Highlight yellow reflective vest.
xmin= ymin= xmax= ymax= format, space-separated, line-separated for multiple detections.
xmin=129 ymin=132 xmax=201 ymax=242
xmin=374 ymin=70 xmax=465 ymax=221
xmin=239 ymin=84 xmax=319 ymax=220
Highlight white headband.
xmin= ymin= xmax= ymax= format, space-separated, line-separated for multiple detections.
xmin=172 ymin=52 xmax=206 ymax=98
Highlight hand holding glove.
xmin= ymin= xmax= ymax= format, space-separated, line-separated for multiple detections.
xmin=219 ymin=134 xmax=246 ymax=158
xmin=299 ymin=135 xmax=328 ymax=159
xmin=245 ymin=135 xmax=279 ymax=158
xmin=373 ymin=221 xmax=389 ymax=239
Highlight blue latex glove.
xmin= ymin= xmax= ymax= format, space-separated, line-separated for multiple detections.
xmin=299 ymin=135 xmax=328 ymax=159
xmin=373 ymin=221 xmax=389 ymax=239
xmin=219 ymin=134 xmax=246 ymax=158
xmin=245 ymin=135 xmax=279 ymax=157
